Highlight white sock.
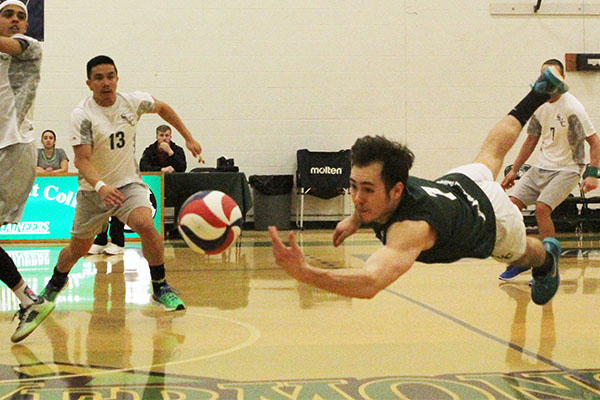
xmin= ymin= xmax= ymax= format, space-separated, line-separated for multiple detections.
xmin=13 ymin=282 xmax=38 ymax=308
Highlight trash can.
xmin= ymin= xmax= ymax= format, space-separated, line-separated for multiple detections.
xmin=249 ymin=175 xmax=293 ymax=230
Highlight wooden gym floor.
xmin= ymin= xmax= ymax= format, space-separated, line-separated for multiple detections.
xmin=1 ymin=229 xmax=600 ymax=399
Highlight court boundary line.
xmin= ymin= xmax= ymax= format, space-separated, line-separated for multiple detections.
xmin=383 ymin=288 xmax=600 ymax=391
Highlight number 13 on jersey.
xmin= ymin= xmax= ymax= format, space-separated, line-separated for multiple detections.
xmin=109 ymin=131 xmax=125 ymax=149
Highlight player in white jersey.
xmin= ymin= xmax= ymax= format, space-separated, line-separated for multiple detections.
xmin=0 ymin=0 xmax=55 ymax=342
xmin=499 ymin=59 xmax=600 ymax=281
xmin=40 ymin=55 xmax=203 ymax=311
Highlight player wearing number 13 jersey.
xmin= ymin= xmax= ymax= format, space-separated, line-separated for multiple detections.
xmin=70 ymin=90 xmax=153 ymax=191
xmin=40 ymin=55 xmax=203 ymax=312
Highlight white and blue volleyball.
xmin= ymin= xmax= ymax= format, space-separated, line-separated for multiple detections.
xmin=177 ymin=190 xmax=242 ymax=255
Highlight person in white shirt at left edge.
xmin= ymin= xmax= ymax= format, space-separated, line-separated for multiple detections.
xmin=0 ymin=0 xmax=55 ymax=343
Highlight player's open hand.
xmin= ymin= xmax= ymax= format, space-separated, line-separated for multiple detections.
xmin=186 ymin=139 xmax=204 ymax=163
xmin=333 ymin=215 xmax=360 ymax=247
xmin=581 ymin=176 xmax=598 ymax=193
xmin=501 ymin=169 xmax=517 ymax=190
xmin=98 ymin=185 xmax=124 ymax=208
xmin=269 ymin=226 xmax=308 ymax=280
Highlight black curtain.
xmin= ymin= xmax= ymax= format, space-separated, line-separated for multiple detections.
xmin=25 ymin=0 xmax=44 ymax=41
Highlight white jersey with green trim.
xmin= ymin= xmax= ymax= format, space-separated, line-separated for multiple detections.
xmin=70 ymin=91 xmax=154 ymax=191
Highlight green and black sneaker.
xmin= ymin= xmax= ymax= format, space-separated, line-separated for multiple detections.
xmin=39 ymin=277 xmax=68 ymax=302
xmin=152 ymin=285 xmax=186 ymax=311
xmin=11 ymin=298 xmax=55 ymax=343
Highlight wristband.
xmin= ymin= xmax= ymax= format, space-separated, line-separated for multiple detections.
xmin=584 ymin=165 xmax=598 ymax=178
xmin=94 ymin=180 xmax=106 ymax=192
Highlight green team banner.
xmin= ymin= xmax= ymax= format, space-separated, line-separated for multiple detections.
xmin=0 ymin=174 xmax=163 ymax=241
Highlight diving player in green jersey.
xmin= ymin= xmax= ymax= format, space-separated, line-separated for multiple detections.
xmin=270 ymin=67 xmax=566 ymax=305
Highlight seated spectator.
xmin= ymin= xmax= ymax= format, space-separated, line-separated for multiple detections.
xmin=139 ymin=124 xmax=187 ymax=173
xmin=36 ymin=129 xmax=69 ymax=175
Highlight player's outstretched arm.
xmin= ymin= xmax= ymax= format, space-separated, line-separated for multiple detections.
xmin=501 ymin=134 xmax=539 ymax=190
xmin=152 ymin=97 xmax=204 ymax=163
xmin=270 ymin=221 xmax=434 ymax=299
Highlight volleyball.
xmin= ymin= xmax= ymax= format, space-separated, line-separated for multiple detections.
xmin=177 ymin=190 xmax=242 ymax=255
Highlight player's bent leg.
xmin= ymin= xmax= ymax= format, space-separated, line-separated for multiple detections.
xmin=474 ymin=116 xmax=523 ymax=180
xmin=499 ymin=236 xmax=535 ymax=282
xmin=126 ymin=207 xmax=184 ymax=311
xmin=535 ymin=202 xmax=555 ymax=238
xmin=511 ymin=236 xmax=546 ymax=268
xmin=59 ymin=236 xmax=95 ymax=270
xmin=127 ymin=207 xmax=164 ymax=265
xmin=0 ymin=247 xmax=25 ymax=289
xmin=41 ymin=237 xmax=94 ymax=301
xmin=509 ymin=196 xmax=526 ymax=211
xmin=498 ymin=195 xmax=531 ymax=281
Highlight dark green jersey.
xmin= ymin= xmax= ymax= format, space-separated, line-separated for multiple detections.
xmin=372 ymin=173 xmax=496 ymax=263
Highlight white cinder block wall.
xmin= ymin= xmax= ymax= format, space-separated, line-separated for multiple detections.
xmin=33 ymin=0 xmax=600 ymax=221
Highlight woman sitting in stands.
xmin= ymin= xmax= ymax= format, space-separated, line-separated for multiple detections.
xmin=36 ymin=129 xmax=69 ymax=175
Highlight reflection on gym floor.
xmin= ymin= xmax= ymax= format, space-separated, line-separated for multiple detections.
xmin=1 ymin=230 xmax=600 ymax=399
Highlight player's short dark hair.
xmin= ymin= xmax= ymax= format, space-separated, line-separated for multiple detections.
xmin=351 ymin=135 xmax=414 ymax=192
xmin=156 ymin=124 xmax=171 ymax=135
xmin=86 ymin=55 xmax=117 ymax=79
xmin=543 ymin=59 xmax=564 ymax=75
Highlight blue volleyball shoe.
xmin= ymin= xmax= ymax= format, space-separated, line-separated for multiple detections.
xmin=499 ymin=265 xmax=531 ymax=281
xmin=532 ymin=66 xmax=568 ymax=96
xmin=531 ymin=238 xmax=561 ymax=305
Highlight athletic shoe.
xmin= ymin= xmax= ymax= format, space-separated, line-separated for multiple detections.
xmin=152 ymin=285 xmax=186 ymax=311
xmin=531 ymin=237 xmax=561 ymax=305
xmin=11 ymin=298 xmax=55 ymax=343
xmin=532 ymin=66 xmax=569 ymax=95
xmin=39 ymin=277 xmax=69 ymax=302
xmin=104 ymin=243 xmax=124 ymax=255
xmin=88 ymin=244 xmax=107 ymax=255
xmin=499 ymin=265 xmax=531 ymax=281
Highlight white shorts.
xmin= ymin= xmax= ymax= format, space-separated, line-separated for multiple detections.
xmin=71 ymin=182 xmax=152 ymax=238
xmin=447 ymin=163 xmax=527 ymax=263
xmin=0 ymin=142 xmax=36 ymax=226
xmin=509 ymin=166 xmax=580 ymax=210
